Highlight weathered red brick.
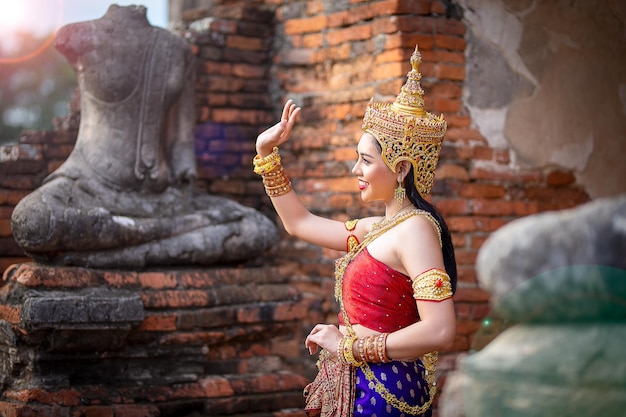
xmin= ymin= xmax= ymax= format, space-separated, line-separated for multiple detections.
xmin=140 ymin=290 xmax=211 ymax=308
xmin=445 ymin=127 xmax=486 ymax=143
xmin=302 ymin=33 xmax=323 ymax=48
xmin=455 ymin=249 xmax=477 ymax=265
xmin=434 ymin=34 xmax=466 ymax=50
xmin=138 ymin=313 xmax=177 ymax=332
xmin=436 ymin=164 xmax=469 ymax=181
xmin=0 ymin=304 xmax=20 ymax=324
xmin=456 ymin=319 xmax=482 ymax=335
xmin=112 ymin=405 xmax=160 ymax=417
xmin=5 ymin=388 xmax=81 ymax=406
xmin=447 ymin=216 xmax=507 ymax=233
xmin=325 ymin=25 xmax=371 ymax=46
xmin=459 ymin=183 xmax=506 ymax=199
xmin=436 ymin=18 xmax=466 ymax=36
xmin=431 ymin=0 xmax=447 ymax=15
xmin=98 ymin=271 xmax=138 ymax=288
xmin=457 ymin=267 xmax=477 ymax=284
xmin=160 ymin=331 xmax=226 ymax=346
xmin=138 ymin=272 xmax=178 ymax=289
xmin=372 ymin=16 xmax=398 ymax=36
xmin=306 ymin=0 xmax=323 ymax=14
xmin=284 ymin=15 xmax=327 ymax=35
xmin=449 ymin=334 xmax=470 ymax=351
xmin=546 ymin=169 xmax=576 ymax=186
xmin=472 ymin=146 xmax=494 ymax=161
xmin=232 ymin=63 xmax=267 ymax=79
xmin=436 ymin=63 xmax=465 ymax=81
xmin=471 ymin=166 xmax=543 ymax=182
xmin=435 ymin=198 xmax=470 ymax=215
xmin=209 ymin=20 xmax=237 ymax=34
xmin=0 ymin=218 xmax=12 ymax=237
xmin=13 ymin=264 xmax=99 ymax=288
xmin=273 ymin=300 xmax=309 ymax=321
xmin=71 ymin=406 xmax=115 ymax=417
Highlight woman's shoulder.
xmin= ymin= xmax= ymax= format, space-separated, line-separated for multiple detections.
xmin=397 ymin=211 xmax=442 ymax=245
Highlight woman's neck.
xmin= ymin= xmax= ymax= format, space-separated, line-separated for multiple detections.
xmin=385 ymin=203 xmax=414 ymax=220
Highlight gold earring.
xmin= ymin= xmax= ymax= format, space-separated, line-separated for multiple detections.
xmin=394 ymin=176 xmax=406 ymax=206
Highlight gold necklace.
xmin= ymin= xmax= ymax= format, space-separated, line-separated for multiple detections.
xmin=334 ymin=207 xmax=440 ymax=415
xmin=366 ymin=205 xmax=418 ymax=237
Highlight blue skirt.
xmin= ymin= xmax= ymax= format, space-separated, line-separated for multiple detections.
xmin=354 ymin=360 xmax=433 ymax=416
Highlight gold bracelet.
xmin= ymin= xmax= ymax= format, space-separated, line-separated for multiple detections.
xmin=262 ymin=166 xmax=292 ymax=197
xmin=253 ymin=147 xmax=281 ymax=175
xmin=377 ymin=333 xmax=390 ymax=363
xmin=342 ymin=335 xmax=361 ymax=366
xmin=337 ymin=336 xmax=348 ymax=364
xmin=262 ymin=166 xmax=287 ymax=186
xmin=356 ymin=337 xmax=367 ymax=363
xmin=365 ymin=335 xmax=377 ymax=362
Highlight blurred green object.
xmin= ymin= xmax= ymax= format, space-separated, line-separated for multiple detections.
xmin=464 ymin=265 xmax=626 ymax=417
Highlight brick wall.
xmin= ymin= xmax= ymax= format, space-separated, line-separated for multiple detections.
xmin=0 ymin=262 xmax=309 ymax=416
xmin=0 ymin=0 xmax=591 ymax=413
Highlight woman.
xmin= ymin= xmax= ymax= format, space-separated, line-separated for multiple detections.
xmin=254 ymin=46 xmax=456 ymax=416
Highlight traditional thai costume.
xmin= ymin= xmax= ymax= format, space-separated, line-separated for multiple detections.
xmin=304 ymin=45 xmax=453 ymax=417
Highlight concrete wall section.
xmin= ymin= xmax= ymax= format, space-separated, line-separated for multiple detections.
xmin=459 ymin=0 xmax=626 ymax=198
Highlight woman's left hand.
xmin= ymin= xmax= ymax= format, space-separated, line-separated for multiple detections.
xmin=255 ymin=99 xmax=300 ymax=157
xmin=304 ymin=323 xmax=344 ymax=356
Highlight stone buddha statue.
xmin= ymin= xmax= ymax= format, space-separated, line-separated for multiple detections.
xmin=11 ymin=4 xmax=278 ymax=268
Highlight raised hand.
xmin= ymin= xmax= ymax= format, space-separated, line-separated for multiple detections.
xmin=256 ymin=99 xmax=301 ymax=157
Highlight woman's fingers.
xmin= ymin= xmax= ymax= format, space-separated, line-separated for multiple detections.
xmin=281 ymin=106 xmax=300 ymax=143
xmin=256 ymin=99 xmax=300 ymax=155
xmin=281 ymin=99 xmax=293 ymax=121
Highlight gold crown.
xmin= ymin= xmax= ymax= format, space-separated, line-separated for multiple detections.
xmin=362 ymin=45 xmax=447 ymax=197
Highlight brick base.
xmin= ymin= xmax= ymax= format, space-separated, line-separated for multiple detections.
xmin=0 ymin=263 xmax=310 ymax=416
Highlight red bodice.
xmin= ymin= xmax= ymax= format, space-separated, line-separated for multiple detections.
xmin=338 ymin=247 xmax=419 ymax=332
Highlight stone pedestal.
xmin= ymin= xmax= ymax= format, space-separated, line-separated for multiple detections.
xmin=0 ymin=263 xmax=310 ymax=417
xmin=439 ymin=195 xmax=626 ymax=417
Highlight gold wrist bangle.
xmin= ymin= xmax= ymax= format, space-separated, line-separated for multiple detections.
xmin=377 ymin=333 xmax=390 ymax=363
xmin=342 ymin=335 xmax=361 ymax=366
xmin=253 ymin=147 xmax=281 ymax=175
xmin=262 ymin=166 xmax=292 ymax=197
xmin=265 ymin=182 xmax=292 ymax=197
xmin=356 ymin=337 xmax=367 ymax=363
xmin=262 ymin=168 xmax=288 ymax=185
xmin=337 ymin=336 xmax=348 ymax=364
xmin=253 ymin=146 xmax=279 ymax=166
xmin=367 ymin=335 xmax=377 ymax=363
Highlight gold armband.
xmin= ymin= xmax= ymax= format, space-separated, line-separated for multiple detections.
xmin=412 ymin=268 xmax=452 ymax=301
xmin=344 ymin=219 xmax=360 ymax=252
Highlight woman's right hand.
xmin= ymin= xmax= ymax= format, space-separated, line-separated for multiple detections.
xmin=305 ymin=323 xmax=344 ymax=356
xmin=256 ymin=99 xmax=301 ymax=156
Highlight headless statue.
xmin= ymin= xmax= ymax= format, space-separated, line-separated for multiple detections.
xmin=11 ymin=5 xmax=278 ymax=268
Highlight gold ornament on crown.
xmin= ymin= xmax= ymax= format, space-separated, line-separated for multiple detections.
xmin=362 ymin=45 xmax=447 ymax=198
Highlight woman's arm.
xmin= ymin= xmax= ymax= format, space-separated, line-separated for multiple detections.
xmin=256 ymin=100 xmax=362 ymax=251
xmin=385 ymin=215 xmax=456 ymax=359
xmin=384 ymin=298 xmax=456 ymax=360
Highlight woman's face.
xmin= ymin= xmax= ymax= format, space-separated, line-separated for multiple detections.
xmin=352 ymin=133 xmax=396 ymax=203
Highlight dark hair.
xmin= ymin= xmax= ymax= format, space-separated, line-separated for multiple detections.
xmin=404 ymin=168 xmax=457 ymax=293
